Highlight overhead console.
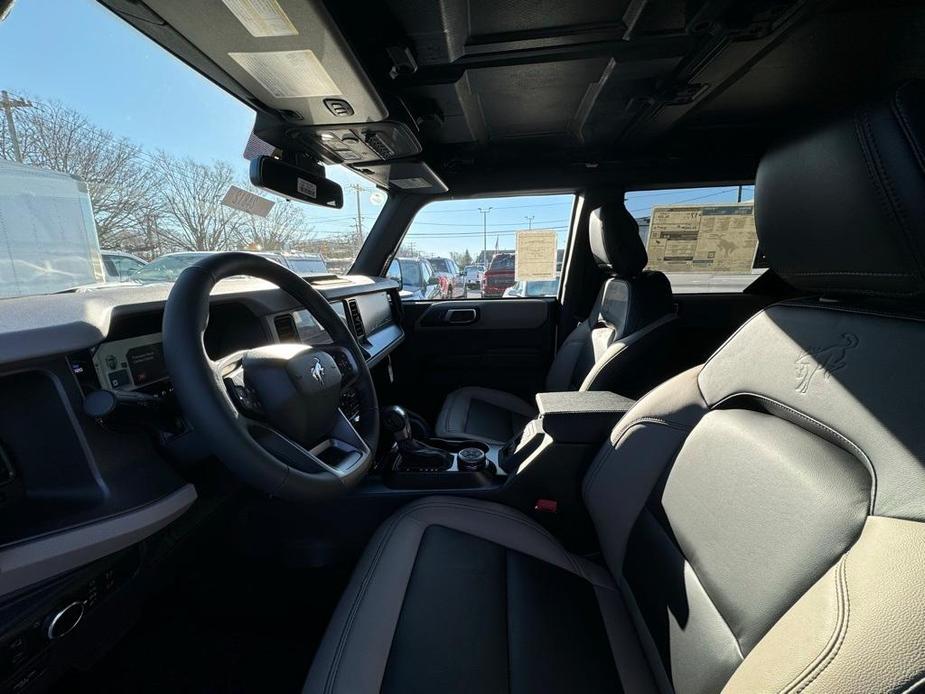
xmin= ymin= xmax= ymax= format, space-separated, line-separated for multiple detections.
xmin=128 ymin=0 xmax=386 ymax=126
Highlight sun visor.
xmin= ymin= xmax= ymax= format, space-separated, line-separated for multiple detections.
xmin=141 ymin=0 xmax=387 ymax=125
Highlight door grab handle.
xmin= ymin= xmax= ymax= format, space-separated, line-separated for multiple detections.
xmin=444 ymin=308 xmax=478 ymax=325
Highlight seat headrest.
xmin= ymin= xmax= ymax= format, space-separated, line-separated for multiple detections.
xmin=589 ymin=202 xmax=647 ymax=278
xmin=756 ymin=81 xmax=925 ymax=299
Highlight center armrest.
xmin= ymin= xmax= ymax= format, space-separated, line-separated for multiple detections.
xmin=535 ymin=391 xmax=636 ymax=443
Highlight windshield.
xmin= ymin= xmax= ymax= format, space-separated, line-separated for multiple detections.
xmin=131 ymin=254 xmax=211 ymax=284
xmin=0 ymin=2 xmax=385 ymax=299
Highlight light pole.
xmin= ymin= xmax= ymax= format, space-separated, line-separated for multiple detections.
xmin=524 ymin=215 xmax=535 ymax=230
xmin=479 ymin=207 xmax=493 ymax=264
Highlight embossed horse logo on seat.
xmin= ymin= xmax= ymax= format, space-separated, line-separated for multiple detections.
xmin=794 ymin=333 xmax=859 ymax=394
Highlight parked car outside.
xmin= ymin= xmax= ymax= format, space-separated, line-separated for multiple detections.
xmin=130 ymin=250 xmax=293 ymax=284
xmin=502 ymin=277 xmax=561 ymax=298
xmin=427 ymin=257 xmax=466 ymax=298
xmin=102 ymin=251 xmax=147 ymax=282
xmin=481 ymin=252 xmax=516 ymax=297
xmin=464 ymin=264 xmax=484 ymax=289
xmin=387 ymin=257 xmax=443 ymax=300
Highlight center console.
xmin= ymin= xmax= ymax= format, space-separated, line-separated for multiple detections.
xmin=380 ymin=406 xmax=500 ymax=489
xmin=379 ymin=392 xmax=636 ymax=495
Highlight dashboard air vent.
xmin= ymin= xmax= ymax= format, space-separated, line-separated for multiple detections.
xmin=346 ymin=299 xmax=365 ymax=338
xmin=274 ymin=314 xmax=299 ymax=343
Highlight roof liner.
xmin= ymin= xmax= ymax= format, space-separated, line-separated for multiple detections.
xmin=99 ymin=0 xmax=925 ymax=190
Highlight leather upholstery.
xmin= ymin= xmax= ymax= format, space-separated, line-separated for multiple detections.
xmin=590 ymin=202 xmax=648 ymax=277
xmin=436 ymin=208 xmax=675 ymax=444
xmin=756 ymin=80 xmax=925 ymax=298
xmin=308 ymin=82 xmax=925 ymax=694
xmin=302 ymin=497 xmax=657 ymax=694
xmin=435 ymin=386 xmax=537 ymax=445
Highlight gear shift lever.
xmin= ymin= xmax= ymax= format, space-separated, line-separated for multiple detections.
xmin=382 ymin=405 xmax=412 ymax=442
xmin=382 ymin=405 xmax=452 ymax=471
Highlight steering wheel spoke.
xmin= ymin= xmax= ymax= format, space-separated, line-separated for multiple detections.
xmin=212 ymin=350 xmax=265 ymax=417
xmin=248 ymin=417 xmax=367 ymax=481
xmin=315 ymin=344 xmax=361 ymax=388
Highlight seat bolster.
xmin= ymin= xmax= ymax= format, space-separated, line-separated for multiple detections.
xmin=302 ymin=497 xmax=614 ymax=694
xmin=583 ymin=366 xmax=708 ymax=576
xmin=435 ymin=386 xmax=537 ymax=443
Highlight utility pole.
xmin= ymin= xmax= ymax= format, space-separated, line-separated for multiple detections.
xmin=524 ymin=215 xmax=535 ymax=230
xmin=479 ymin=207 xmax=493 ymax=264
xmin=346 ymin=183 xmax=367 ymax=250
xmin=736 ymin=185 xmax=743 ymax=203
xmin=1 ymin=91 xmax=32 ymax=163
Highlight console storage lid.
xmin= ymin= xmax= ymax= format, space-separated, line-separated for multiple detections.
xmin=535 ymin=391 xmax=636 ymax=443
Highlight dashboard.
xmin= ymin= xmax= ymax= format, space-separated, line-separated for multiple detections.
xmin=93 ymin=334 xmax=168 ymax=391
xmin=79 ymin=280 xmax=401 ymax=398
xmin=0 ymin=274 xmax=403 ymax=670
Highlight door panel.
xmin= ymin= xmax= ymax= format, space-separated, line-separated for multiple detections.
xmin=390 ymin=298 xmax=557 ymax=419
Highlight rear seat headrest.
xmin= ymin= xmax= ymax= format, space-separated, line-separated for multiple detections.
xmin=756 ymin=80 xmax=925 ymax=299
xmin=589 ymin=202 xmax=647 ymax=278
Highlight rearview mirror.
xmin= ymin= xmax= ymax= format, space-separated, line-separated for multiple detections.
xmin=249 ymin=156 xmax=343 ymax=209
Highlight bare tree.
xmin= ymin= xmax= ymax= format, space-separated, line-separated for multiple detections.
xmin=236 ymin=188 xmax=317 ymax=251
xmin=151 ymin=152 xmax=246 ymax=252
xmin=0 ymin=98 xmax=159 ymax=249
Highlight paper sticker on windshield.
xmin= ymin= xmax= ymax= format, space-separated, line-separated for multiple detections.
xmin=229 ymin=50 xmax=341 ymax=98
xmin=515 ymin=230 xmax=558 ymax=281
xmin=646 ymin=204 xmax=758 ymax=273
xmin=221 ymin=185 xmax=274 ymax=217
xmin=297 ymin=177 xmax=317 ymax=199
xmin=222 ymin=0 xmax=298 ymax=38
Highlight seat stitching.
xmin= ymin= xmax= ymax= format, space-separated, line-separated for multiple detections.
xmin=712 ymin=392 xmax=877 ymax=513
xmin=783 ymin=271 xmax=912 ymax=277
xmin=786 ymin=556 xmax=851 ymax=693
xmin=893 ymin=87 xmax=925 ymax=174
xmin=326 ymin=498 xmax=594 ymax=691
xmin=858 ymin=108 xmax=925 ymax=280
xmin=776 ymin=300 xmax=925 ymax=324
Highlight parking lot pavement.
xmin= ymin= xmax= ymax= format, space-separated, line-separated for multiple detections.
xmin=465 ymin=288 xmax=482 ymax=299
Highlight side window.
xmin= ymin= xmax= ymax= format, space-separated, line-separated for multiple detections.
xmin=398 ymin=193 xmax=574 ymax=300
xmin=625 ymin=185 xmax=762 ymax=293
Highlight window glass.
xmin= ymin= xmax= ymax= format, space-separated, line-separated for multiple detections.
xmin=0 ymin=2 xmax=385 ymax=298
xmin=285 ymin=256 xmax=328 ymax=274
xmin=625 ymin=185 xmax=762 ymax=293
xmin=399 ymin=193 xmax=574 ymax=300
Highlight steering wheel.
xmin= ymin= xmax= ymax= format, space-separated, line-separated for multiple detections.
xmin=162 ymin=252 xmax=379 ymax=501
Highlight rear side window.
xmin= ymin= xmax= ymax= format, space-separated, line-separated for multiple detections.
xmin=626 ymin=185 xmax=764 ymax=293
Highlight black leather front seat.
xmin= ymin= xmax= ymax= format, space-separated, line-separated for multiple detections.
xmin=305 ymin=83 xmax=925 ymax=694
xmin=435 ymin=202 xmax=677 ymax=444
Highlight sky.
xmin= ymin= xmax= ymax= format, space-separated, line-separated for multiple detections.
xmin=0 ymin=1 xmax=754 ymax=259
